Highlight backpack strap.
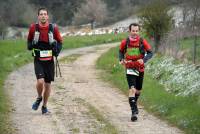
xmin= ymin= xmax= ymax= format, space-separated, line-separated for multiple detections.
xmin=124 ymin=37 xmax=145 ymax=55
xmin=139 ymin=37 xmax=143 ymax=45
xmin=139 ymin=37 xmax=145 ymax=55
xmin=35 ymin=23 xmax=54 ymax=32
xmin=124 ymin=37 xmax=130 ymax=53
xmin=48 ymin=23 xmax=54 ymax=33
xmin=35 ymin=23 xmax=39 ymax=32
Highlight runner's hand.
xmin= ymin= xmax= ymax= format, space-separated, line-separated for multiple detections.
xmin=119 ymin=59 xmax=125 ymax=65
xmin=137 ymin=59 xmax=144 ymax=64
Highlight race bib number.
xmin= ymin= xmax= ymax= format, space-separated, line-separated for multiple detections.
xmin=40 ymin=50 xmax=52 ymax=58
xmin=127 ymin=69 xmax=139 ymax=76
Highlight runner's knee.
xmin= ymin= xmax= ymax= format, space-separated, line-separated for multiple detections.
xmin=135 ymin=90 xmax=141 ymax=95
xmin=44 ymin=83 xmax=51 ymax=90
xmin=129 ymin=87 xmax=136 ymax=96
xmin=37 ymin=78 xmax=44 ymax=86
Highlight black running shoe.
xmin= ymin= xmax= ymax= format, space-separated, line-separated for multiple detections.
xmin=131 ymin=113 xmax=138 ymax=122
xmin=41 ymin=106 xmax=50 ymax=114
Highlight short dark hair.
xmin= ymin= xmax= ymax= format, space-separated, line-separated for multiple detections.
xmin=38 ymin=7 xmax=48 ymax=15
xmin=129 ymin=23 xmax=140 ymax=31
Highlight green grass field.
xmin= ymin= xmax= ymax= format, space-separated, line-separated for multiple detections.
xmin=0 ymin=33 xmax=127 ymax=134
xmin=96 ymin=47 xmax=200 ymax=134
xmin=62 ymin=33 xmax=127 ymax=49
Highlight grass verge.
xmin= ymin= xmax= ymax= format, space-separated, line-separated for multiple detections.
xmin=0 ymin=39 xmax=32 ymax=134
xmin=96 ymin=46 xmax=200 ymax=134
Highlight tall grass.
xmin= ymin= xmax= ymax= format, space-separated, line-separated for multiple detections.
xmin=96 ymin=47 xmax=200 ymax=134
xmin=0 ymin=33 xmax=127 ymax=134
xmin=179 ymin=37 xmax=200 ymax=63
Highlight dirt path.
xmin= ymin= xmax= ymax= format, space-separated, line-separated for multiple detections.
xmin=6 ymin=43 xmax=183 ymax=134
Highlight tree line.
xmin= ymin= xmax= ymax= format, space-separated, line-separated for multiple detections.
xmin=0 ymin=0 xmax=179 ymax=28
xmin=0 ymin=0 xmax=141 ymax=36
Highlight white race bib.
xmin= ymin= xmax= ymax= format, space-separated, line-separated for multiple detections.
xmin=126 ymin=69 xmax=139 ymax=76
xmin=40 ymin=50 xmax=52 ymax=57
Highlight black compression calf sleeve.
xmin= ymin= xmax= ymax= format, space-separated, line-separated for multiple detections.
xmin=135 ymin=93 xmax=140 ymax=103
xmin=129 ymin=97 xmax=136 ymax=109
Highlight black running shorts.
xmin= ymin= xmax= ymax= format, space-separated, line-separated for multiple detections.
xmin=34 ymin=58 xmax=54 ymax=83
xmin=126 ymin=72 xmax=144 ymax=90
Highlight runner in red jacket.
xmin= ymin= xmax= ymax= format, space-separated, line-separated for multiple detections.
xmin=119 ymin=23 xmax=153 ymax=121
xmin=27 ymin=7 xmax=62 ymax=114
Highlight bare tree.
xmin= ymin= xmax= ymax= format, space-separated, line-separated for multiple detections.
xmin=4 ymin=0 xmax=35 ymax=27
xmin=181 ymin=0 xmax=200 ymax=63
xmin=0 ymin=1 xmax=7 ymax=39
xmin=0 ymin=19 xmax=7 ymax=39
xmin=159 ymin=0 xmax=200 ymax=63
xmin=179 ymin=1 xmax=190 ymax=26
xmin=73 ymin=0 xmax=108 ymax=26
xmin=189 ymin=0 xmax=200 ymax=64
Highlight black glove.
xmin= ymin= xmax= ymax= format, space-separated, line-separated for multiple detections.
xmin=27 ymin=41 xmax=37 ymax=50
xmin=56 ymin=42 xmax=62 ymax=55
xmin=52 ymin=41 xmax=62 ymax=57
xmin=32 ymin=41 xmax=38 ymax=46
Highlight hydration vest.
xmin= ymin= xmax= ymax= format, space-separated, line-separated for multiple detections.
xmin=124 ymin=37 xmax=145 ymax=61
xmin=32 ymin=23 xmax=55 ymax=61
